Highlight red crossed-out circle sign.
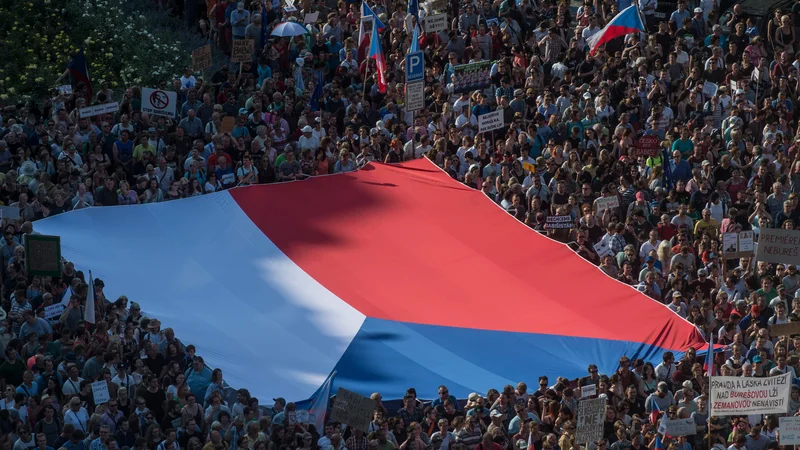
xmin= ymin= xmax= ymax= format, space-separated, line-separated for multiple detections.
xmin=149 ymin=90 xmax=170 ymax=110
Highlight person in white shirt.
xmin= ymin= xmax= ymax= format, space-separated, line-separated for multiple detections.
xmin=61 ymin=364 xmax=84 ymax=396
xmin=180 ymin=68 xmax=197 ymax=92
xmin=639 ymin=231 xmax=661 ymax=259
xmin=297 ymin=126 xmax=320 ymax=153
xmin=654 ymin=351 xmax=677 ymax=382
xmin=64 ymin=397 xmax=90 ymax=433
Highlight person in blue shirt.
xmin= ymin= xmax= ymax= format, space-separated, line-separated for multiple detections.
xmin=184 ymin=357 xmax=213 ymax=401
xmin=430 ymin=385 xmax=459 ymax=410
xmin=669 ymin=150 xmax=692 ymax=183
xmin=670 ymin=1 xmax=691 ymax=30
xmin=671 ymin=128 xmax=694 ymax=156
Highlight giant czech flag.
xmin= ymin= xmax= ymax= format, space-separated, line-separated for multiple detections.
xmin=587 ymin=5 xmax=645 ymax=55
xmin=35 ymin=159 xmax=707 ymax=403
xmin=368 ymin=23 xmax=387 ymax=93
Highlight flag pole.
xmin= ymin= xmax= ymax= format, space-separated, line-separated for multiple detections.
xmin=707 ymin=328 xmax=713 ymax=450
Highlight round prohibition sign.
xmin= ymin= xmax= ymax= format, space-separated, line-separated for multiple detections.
xmin=149 ymin=90 xmax=170 ymax=110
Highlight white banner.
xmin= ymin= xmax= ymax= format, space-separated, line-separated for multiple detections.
xmin=424 ymin=13 xmax=448 ymax=33
xmin=663 ymin=418 xmax=696 ymax=436
xmin=78 ymin=102 xmax=120 ymax=118
xmin=575 ymin=398 xmax=605 ymax=444
xmin=709 ymin=373 xmax=792 ymax=416
xmin=780 ymin=416 xmax=800 ymax=445
xmin=580 ymin=384 xmax=596 ymax=398
xmin=478 ymin=110 xmax=504 ymax=134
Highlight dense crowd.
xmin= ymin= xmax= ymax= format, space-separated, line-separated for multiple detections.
xmin=3 ymin=0 xmax=800 ymax=450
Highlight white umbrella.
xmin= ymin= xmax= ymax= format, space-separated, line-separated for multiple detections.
xmin=271 ymin=22 xmax=310 ymax=37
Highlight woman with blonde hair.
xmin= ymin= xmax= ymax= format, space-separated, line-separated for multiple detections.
xmin=657 ymin=240 xmax=673 ymax=275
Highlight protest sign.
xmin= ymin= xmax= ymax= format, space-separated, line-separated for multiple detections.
xmin=709 ymin=373 xmax=791 ymax=416
xmin=723 ymin=233 xmax=739 ymax=258
xmin=0 ymin=205 xmax=21 ymax=220
xmin=770 ymin=322 xmax=800 ymax=337
xmin=575 ymin=398 xmax=605 ymax=444
xmin=595 ymin=196 xmax=619 ymax=213
xmin=780 ymin=416 xmax=800 ymax=445
xmin=663 ymin=418 xmax=696 ymax=436
xmin=231 ymin=39 xmax=254 ymax=63
xmin=635 ymin=135 xmax=660 ymax=157
xmin=452 ymin=60 xmax=495 ymax=93
xmin=738 ymin=231 xmax=754 ymax=254
xmin=756 ymin=228 xmax=800 ymax=266
xmin=545 ymin=215 xmax=573 ymax=229
xmin=304 ymin=11 xmax=319 ymax=24
xmin=703 ymin=81 xmax=718 ymax=97
xmin=25 ymin=234 xmax=61 ymax=277
xmin=220 ymin=117 xmax=236 ymax=133
xmin=424 ymin=13 xmax=448 ymax=33
xmin=581 ymin=384 xmax=596 ymax=398
xmin=523 ymin=162 xmax=536 ymax=173
xmin=296 ymin=410 xmax=309 ymax=424
xmin=59 ymin=85 xmax=73 ymax=95
xmin=92 ymin=381 xmax=111 ymax=404
xmin=142 ymin=88 xmax=178 ymax=118
xmin=192 ymin=45 xmax=212 ymax=70
xmin=478 ymin=110 xmax=504 ymax=134
xmin=329 ymin=388 xmax=376 ymax=432
xmin=79 ymin=101 xmax=120 ymax=118
xmin=593 ymin=241 xmax=613 ymax=258
xmin=44 ymin=303 xmax=65 ymax=320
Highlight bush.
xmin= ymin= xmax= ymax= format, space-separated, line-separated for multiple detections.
xmin=0 ymin=0 xmax=220 ymax=104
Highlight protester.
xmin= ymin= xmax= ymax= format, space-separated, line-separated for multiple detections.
xmin=2 ymin=0 xmax=800 ymax=449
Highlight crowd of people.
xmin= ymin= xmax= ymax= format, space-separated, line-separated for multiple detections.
xmin=3 ymin=0 xmax=800 ymax=450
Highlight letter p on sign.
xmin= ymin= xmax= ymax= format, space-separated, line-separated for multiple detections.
xmin=406 ymin=51 xmax=424 ymax=83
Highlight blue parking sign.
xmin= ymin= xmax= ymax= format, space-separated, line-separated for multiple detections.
xmin=406 ymin=51 xmax=424 ymax=83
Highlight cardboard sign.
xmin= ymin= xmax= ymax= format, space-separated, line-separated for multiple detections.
xmin=329 ymin=388 xmax=376 ymax=432
xmin=581 ymin=384 xmax=596 ymax=398
xmin=91 ymin=381 xmax=111 ymax=404
xmin=424 ymin=13 xmax=448 ymax=33
xmin=756 ymin=228 xmax=800 ymax=266
xmin=426 ymin=0 xmax=447 ymax=11
xmin=25 ymin=234 xmax=62 ymax=277
xmin=709 ymin=373 xmax=791 ymax=416
xmin=523 ymin=162 xmax=536 ymax=173
xmin=79 ymin=102 xmax=120 ymax=118
xmin=769 ymin=321 xmax=800 ymax=337
xmin=304 ymin=11 xmax=319 ymax=24
xmin=406 ymin=81 xmax=424 ymax=112
xmin=141 ymin=88 xmax=178 ymax=118
xmin=575 ymin=398 xmax=605 ymax=444
xmin=780 ymin=416 xmax=800 ymax=445
xmin=232 ymin=39 xmax=254 ymax=63
xmin=663 ymin=418 xmax=696 ymax=436
xmin=478 ymin=110 xmax=504 ymax=134
xmin=220 ymin=116 xmax=236 ymax=133
xmin=545 ymin=215 xmax=573 ymax=229
xmin=44 ymin=303 xmax=65 ymax=320
xmin=595 ymin=196 xmax=619 ymax=213
xmin=703 ymin=81 xmax=718 ymax=97
xmin=635 ymin=135 xmax=660 ymax=157
xmin=192 ymin=44 xmax=212 ymax=70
